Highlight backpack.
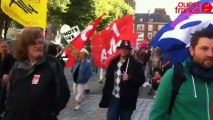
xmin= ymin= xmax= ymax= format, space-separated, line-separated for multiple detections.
xmin=168 ymin=63 xmax=186 ymax=114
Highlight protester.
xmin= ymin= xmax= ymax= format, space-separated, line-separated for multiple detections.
xmin=150 ymin=67 xmax=162 ymax=98
xmin=160 ymin=53 xmax=172 ymax=75
xmin=151 ymin=47 xmax=162 ymax=69
xmin=3 ymin=27 xmax=70 ymax=120
xmin=147 ymin=47 xmax=162 ymax=95
xmin=71 ymin=48 xmax=93 ymax=110
xmin=99 ymin=40 xmax=145 ymax=120
xmin=99 ymin=68 xmax=105 ymax=83
xmin=47 ymin=43 xmax=65 ymax=68
xmin=0 ymin=40 xmax=15 ymax=118
xmin=139 ymin=47 xmax=150 ymax=68
xmin=150 ymin=28 xmax=213 ymax=120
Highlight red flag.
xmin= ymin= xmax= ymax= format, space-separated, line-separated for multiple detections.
xmin=91 ymin=15 xmax=137 ymax=69
xmin=64 ymin=15 xmax=104 ymax=67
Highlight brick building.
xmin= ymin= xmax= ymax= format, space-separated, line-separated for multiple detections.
xmin=134 ymin=8 xmax=171 ymax=42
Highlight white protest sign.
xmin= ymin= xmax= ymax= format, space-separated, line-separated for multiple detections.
xmin=60 ymin=24 xmax=80 ymax=43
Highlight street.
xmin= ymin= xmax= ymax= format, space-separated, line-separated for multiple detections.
xmin=58 ymin=68 xmax=154 ymax=120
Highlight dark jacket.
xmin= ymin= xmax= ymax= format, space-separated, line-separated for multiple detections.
xmin=0 ymin=53 xmax=15 ymax=80
xmin=0 ymin=53 xmax=15 ymax=114
xmin=99 ymin=55 xmax=145 ymax=110
xmin=2 ymin=53 xmax=16 ymax=75
xmin=5 ymin=55 xmax=70 ymax=120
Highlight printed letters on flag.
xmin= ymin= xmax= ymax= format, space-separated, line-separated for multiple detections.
xmin=91 ymin=15 xmax=137 ymax=68
xmin=1 ymin=0 xmax=47 ymax=28
xmin=64 ymin=15 xmax=104 ymax=67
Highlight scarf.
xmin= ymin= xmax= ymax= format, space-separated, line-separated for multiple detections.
xmin=186 ymin=57 xmax=213 ymax=82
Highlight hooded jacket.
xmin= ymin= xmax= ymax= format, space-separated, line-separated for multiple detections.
xmin=150 ymin=62 xmax=213 ymax=120
xmin=5 ymin=55 xmax=70 ymax=120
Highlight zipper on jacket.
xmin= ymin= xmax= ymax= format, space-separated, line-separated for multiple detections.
xmin=205 ymin=83 xmax=210 ymax=120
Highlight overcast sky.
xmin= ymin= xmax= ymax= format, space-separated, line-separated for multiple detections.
xmin=135 ymin=0 xmax=198 ymax=20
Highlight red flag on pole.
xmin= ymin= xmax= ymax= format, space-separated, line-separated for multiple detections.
xmin=64 ymin=15 xmax=104 ymax=67
xmin=91 ymin=15 xmax=137 ymax=68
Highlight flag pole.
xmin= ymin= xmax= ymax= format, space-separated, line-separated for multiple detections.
xmin=125 ymin=57 xmax=130 ymax=74
xmin=56 ymin=50 xmax=63 ymax=57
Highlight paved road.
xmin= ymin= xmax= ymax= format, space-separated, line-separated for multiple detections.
xmin=59 ymin=68 xmax=154 ymax=120
xmin=58 ymin=95 xmax=153 ymax=120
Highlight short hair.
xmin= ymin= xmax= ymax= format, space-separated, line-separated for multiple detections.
xmin=14 ymin=27 xmax=47 ymax=61
xmin=152 ymin=67 xmax=163 ymax=76
xmin=191 ymin=28 xmax=213 ymax=48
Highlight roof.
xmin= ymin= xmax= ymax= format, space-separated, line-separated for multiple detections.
xmin=134 ymin=13 xmax=171 ymax=23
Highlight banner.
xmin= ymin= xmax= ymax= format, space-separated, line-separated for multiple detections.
xmin=64 ymin=14 xmax=104 ymax=67
xmin=151 ymin=1 xmax=213 ymax=64
xmin=91 ymin=15 xmax=137 ymax=68
xmin=1 ymin=0 xmax=47 ymax=28
xmin=60 ymin=25 xmax=81 ymax=43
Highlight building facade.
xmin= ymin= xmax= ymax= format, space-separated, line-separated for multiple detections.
xmin=134 ymin=8 xmax=171 ymax=42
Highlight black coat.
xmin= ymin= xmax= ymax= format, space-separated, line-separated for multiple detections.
xmin=2 ymin=54 xmax=15 ymax=74
xmin=99 ymin=55 xmax=145 ymax=110
xmin=0 ymin=53 xmax=15 ymax=114
xmin=4 ymin=55 xmax=70 ymax=120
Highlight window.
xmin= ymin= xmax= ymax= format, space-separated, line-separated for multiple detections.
xmin=148 ymin=32 xmax=153 ymax=39
xmin=158 ymin=25 xmax=164 ymax=31
xmin=139 ymin=18 xmax=143 ymax=22
xmin=153 ymin=31 xmax=157 ymax=38
xmin=137 ymin=33 xmax=144 ymax=42
xmin=137 ymin=24 xmax=144 ymax=31
xmin=149 ymin=18 xmax=153 ymax=22
xmin=148 ymin=25 xmax=153 ymax=31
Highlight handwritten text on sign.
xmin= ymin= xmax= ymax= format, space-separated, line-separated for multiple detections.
xmin=60 ymin=24 xmax=80 ymax=43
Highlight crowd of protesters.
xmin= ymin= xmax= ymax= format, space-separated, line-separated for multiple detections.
xmin=1 ymin=27 xmax=212 ymax=120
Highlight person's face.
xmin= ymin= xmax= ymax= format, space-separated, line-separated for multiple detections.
xmin=189 ymin=37 xmax=213 ymax=69
xmin=153 ymin=48 xmax=158 ymax=55
xmin=0 ymin=42 xmax=8 ymax=54
xmin=79 ymin=52 xmax=86 ymax=59
xmin=141 ymin=48 xmax=146 ymax=53
xmin=155 ymin=71 xmax=161 ymax=77
xmin=27 ymin=38 xmax=45 ymax=59
xmin=120 ymin=48 xmax=131 ymax=57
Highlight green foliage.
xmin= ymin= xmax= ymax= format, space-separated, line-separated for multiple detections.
xmin=62 ymin=0 xmax=96 ymax=30
xmin=47 ymin=0 xmax=71 ymax=36
xmin=45 ymin=0 xmax=134 ymax=33
xmin=48 ymin=0 xmax=70 ymax=13
xmin=95 ymin=0 xmax=134 ymax=31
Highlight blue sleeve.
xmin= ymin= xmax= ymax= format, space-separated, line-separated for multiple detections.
xmin=86 ymin=60 xmax=93 ymax=81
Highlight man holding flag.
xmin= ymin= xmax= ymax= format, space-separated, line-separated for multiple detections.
xmin=99 ymin=40 xmax=145 ymax=120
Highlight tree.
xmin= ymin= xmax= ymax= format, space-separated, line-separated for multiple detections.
xmin=62 ymin=0 xmax=133 ymax=31
xmin=62 ymin=0 xmax=96 ymax=30
xmin=46 ymin=0 xmax=70 ymax=40
xmin=95 ymin=0 xmax=134 ymax=31
xmin=48 ymin=0 xmax=70 ymax=13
